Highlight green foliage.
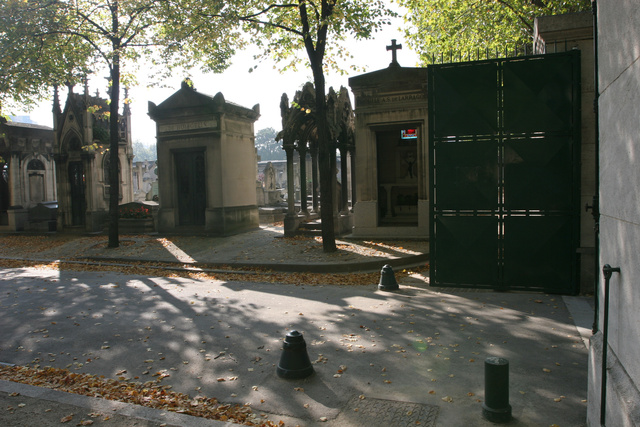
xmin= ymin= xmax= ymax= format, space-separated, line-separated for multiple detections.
xmin=132 ymin=141 xmax=157 ymax=161
xmin=398 ymin=0 xmax=591 ymax=64
xmin=170 ymin=0 xmax=398 ymax=252
xmin=0 ymin=0 xmax=90 ymax=113
xmin=255 ymin=127 xmax=283 ymax=161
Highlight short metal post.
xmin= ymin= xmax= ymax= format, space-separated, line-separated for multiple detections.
xmin=482 ymin=357 xmax=512 ymax=423
xmin=276 ymin=330 xmax=314 ymax=379
xmin=601 ymin=264 xmax=620 ymax=426
xmin=378 ymin=264 xmax=399 ymax=291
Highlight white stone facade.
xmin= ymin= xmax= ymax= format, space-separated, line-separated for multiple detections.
xmin=588 ymin=1 xmax=640 ymax=425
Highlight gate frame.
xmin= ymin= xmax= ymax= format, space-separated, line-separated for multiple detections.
xmin=428 ymin=51 xmax=581 ymax=294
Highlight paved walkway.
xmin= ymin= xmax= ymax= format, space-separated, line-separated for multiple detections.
xmin=0 ymin=228 xmax=592 ymax=426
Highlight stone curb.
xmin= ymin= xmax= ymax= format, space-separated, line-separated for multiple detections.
xmin=0 ymin=254 xmax=430 ymax=274
xmin=0 ymin=380 xmax=235 ymax=427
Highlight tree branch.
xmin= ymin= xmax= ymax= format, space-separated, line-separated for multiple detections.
xmin=495 ymin=0 xmax=533 ymax=32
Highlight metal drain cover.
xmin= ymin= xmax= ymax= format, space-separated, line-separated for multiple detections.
xmin=338 ymin=396 xmax=439 ymax=426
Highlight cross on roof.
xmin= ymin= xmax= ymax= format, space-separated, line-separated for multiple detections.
xmin=386 ymin=39 xmax=402 ymax=67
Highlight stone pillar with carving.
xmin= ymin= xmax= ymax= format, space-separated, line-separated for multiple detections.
xmin=339 ymin=146 xmax=349 ymax=213
xmin=350 ymin=149 xmax=356 ymax=212
xmin=298 ymin=142 xmax=308 ymax=215
xmin=284 ymin=146 xmax=296 ymax=217
xmin=8 ymin=153 xmax=22 ymax=207
xmin=310 ymin=140 xmax=319 ymax=213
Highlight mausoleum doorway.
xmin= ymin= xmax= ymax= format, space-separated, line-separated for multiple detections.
xmin=174 ymin=149 xmax=206 ymax=226
xmin=68 ymin=161 xmax=86 ymax=226
xmin=376 ymin=125 xmax=420 ymax=226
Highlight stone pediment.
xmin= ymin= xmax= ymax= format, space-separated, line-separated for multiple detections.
xmin=349 ymin=66 xmax=428 ymax=92
xmin=349 ymin=66 xmax=428 ymax=111
xmin=148 ymin=81 xmax=260 ymax=121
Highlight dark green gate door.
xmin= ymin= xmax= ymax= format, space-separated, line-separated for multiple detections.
xmin=429 ymin=51 xmax=581 ymax=294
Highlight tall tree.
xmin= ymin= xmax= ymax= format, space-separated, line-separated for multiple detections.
xmin=171 ymin=0 xmax=395 ymax=252
xmin=1 ymin=0 xmax=237 ymax=248
xmin=398 ymin=0 xmax=590 ymax=64
xmin=0 ymin=0 xmax=89 ymax=114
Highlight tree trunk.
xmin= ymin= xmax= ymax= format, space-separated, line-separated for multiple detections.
xmin=108 ymin=52 xmax=120 ymax=248
xmin=312 ymin=64 xmax=336 ymax=253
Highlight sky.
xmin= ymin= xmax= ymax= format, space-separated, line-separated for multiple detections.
xmin=17 ymin=15 xmax=420 ymax=147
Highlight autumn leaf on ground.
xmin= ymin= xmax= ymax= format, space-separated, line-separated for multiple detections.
xmin=60 ymin=414 xmax=74 ymax=423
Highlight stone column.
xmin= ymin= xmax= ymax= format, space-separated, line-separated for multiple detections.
xmin=310 ymin=141 xmax=319 ymax=213
xmin=339 ymin=147 xmax=349 ymax=213
xmin=285 ymin=146 xmax=296 ymax=216
xmin=8 ymin=153 xmax=22 ymax=207
xmin=298 ymin=144 xmax=308 ymax=215
xmin=350 ymin=149 xmax=356 ymax=212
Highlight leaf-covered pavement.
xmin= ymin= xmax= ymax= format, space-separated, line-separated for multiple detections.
xmin=0 ymin=264 xmax=589 ymax=426
xmin=0 ymin=227 xmax=428 ymax=269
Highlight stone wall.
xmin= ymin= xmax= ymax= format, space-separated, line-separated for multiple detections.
xmin=587 ymin=1 xmax=640 ymax=426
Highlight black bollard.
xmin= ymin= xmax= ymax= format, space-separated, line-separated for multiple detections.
xmin=482 ymin=356 xmax=512 ymax=423
xmin=276 ymin=330 xmax=314 ymax=379
xmin=378 ymin=264 xmax=399 ymax=291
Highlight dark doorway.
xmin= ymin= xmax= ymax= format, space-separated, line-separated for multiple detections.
xmin=376 ymin=127 xmax=419 ymax=226
xmin=174 ymin=150 xmax=206 ymax=226
xmin=68 ymin=162 xmax=86 ymax=226
xmin=0 ymin=162 xmax=9 ymax=225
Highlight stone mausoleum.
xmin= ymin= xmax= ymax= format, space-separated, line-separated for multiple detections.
xmin=148 ymin=81 xmax=260 ymax=235
xmin=0 ymin=119 xmax=57 ymax=231
xmin=349 ymin=47 xmax=429 ymax=238
xmin=53 ymin=83 xmax=134 ymax=232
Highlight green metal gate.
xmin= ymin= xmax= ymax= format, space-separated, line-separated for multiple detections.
xmin=429 ymin=51 xmax=581 ymax=294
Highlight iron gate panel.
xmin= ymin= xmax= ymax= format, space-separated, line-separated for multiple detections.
xmin=503 ymin=216 xmax=574 ymax=291
xmin=429 ymin=51 xmax=580 ymax=294
xmin=435 ymin=216 xmax=498 ymax=287
xmin=432 ymin=63 xmax=499 ymax=137
xmin=435 ymin=141 xmax=498 ymax=210
xmin=504 ymin=138 xmax=573 ymax=210
xmin=503 ymin=55 xmax=576 ymax=133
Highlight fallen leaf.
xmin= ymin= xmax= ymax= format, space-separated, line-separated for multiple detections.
xmin=60 ymin=414 xmax=74 ymax=423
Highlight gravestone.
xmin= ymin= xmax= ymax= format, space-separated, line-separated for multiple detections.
xmin=148 ymin=81 xmax=260 ymax=235
xmin=264 ymin=161 xmax=276 ymax=191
